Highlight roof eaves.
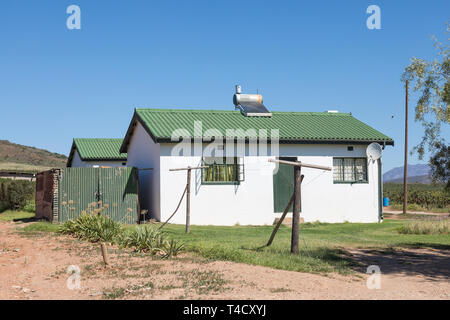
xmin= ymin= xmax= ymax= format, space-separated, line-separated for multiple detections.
xmin=120 ymin=109 xmax=159 ymax=153
xmin=155 ymin=136 xmax=394 ymax=145
xmin=66 ymin=140 xmax=77 ymax=167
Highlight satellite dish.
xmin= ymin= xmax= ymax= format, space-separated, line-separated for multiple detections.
xmin=366 ymin=143 xmax=382 ymax=161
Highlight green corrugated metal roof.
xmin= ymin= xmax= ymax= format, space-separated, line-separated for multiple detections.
xmin=67 ymin=139 xmax=127 ymax=166
xmin=120 ymin=108 xmax=393 ymax=151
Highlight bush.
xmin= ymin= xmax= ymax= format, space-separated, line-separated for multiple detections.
xmin=23 ymin=201 xmax=36 ymax=213
xmin=120 ymin=225 xmax=184 ymax=257
xmin=60 ymin=213 xmax=123 ymax=243
xmin=60 ymin=212 xmax=184 ymax=258
xmin=0 ymin=179 xmax=35 ymax=211
xmin=398 ymin=219 xmax=449 ymax=235
xmin=0 ymin=201 xmax=9 ymax=213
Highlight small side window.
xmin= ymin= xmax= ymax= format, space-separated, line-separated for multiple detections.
xmin=333 ymin=157 xmax=368 ymax=183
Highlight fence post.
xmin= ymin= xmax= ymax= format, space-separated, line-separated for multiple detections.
xmin=291 ymin=165 xmax=302 ymax=254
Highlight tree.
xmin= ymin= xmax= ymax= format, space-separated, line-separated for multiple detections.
xmin=402 ymin=24 xmax=450 ymax=188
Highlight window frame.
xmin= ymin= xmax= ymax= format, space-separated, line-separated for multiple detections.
xmin=201 ymin=157 xmax=244 ymax=185
xmin=333 ymin=157 xmax=368 ymax=184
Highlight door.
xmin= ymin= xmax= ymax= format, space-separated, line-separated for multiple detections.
xmin=273 ymin=157 xmax=296 ymax=213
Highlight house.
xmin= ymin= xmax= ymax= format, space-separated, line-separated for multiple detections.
xmin=67 ymin=138 xmax=127 ymax=168
xmin=119 ymin=89 xmax=394 ymax=226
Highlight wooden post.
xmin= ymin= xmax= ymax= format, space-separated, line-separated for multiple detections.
xmin=267 ymin=175 xmax=304 ymax=247
xmin=186 ymin=168 xmax=191 ymax=233
xmin=169 ymin=166 xmax=208 ymax=233
xmin=403 ymin=80 xmax=409 ymax=214
xmin=291 ymin=165 xmax=302 ymax=254
xmin=100 ymin=242 xmax=109 ymax=267
xmin=267 ymin=159 xmax=330 ymax=254
xmin=267 ymin=193 xmax=295 ymax=247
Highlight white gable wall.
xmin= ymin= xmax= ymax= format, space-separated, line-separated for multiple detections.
xmin=125 ymin=122 xmax=161 ymax=219
xmin=70 ymin=150 xmax=126 ymax=168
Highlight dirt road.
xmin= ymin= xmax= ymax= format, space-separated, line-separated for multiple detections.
xmin=0 ymin=221 xmax=448 ymax=300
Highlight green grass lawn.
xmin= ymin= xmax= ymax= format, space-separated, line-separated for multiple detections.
xmin=0 ymin=210 xmax=35 ymax=222
xmin=1 ymin=210 xmax=449 ymax=275
xmin=387 ymin=203 xmax=449 ymax=213
xmin=159 ymin=220 xmax=450 ymax=274
xmin=0 ymin=210 xmax=60 ymax=232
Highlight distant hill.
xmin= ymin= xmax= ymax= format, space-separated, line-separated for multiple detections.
xmin=383 ymin=164 xmax=432 ymax=183
xmin=384 ymin=174 xmax=432 ymax=184
xmin=0 ymin=140 xmax=67 ymax=173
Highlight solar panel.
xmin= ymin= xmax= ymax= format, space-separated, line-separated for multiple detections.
xmin=239 ymin=101 xmax=272 ymax=117
xmin=233 ymin=89 xmax=272 ymax=117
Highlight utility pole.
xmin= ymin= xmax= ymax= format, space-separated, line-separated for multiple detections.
xmin=403 ymin=80 xmax=409 ymax=214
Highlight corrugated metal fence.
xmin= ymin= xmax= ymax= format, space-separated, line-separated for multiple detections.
xmin=36 ymin=167 xmax=140 ymax=224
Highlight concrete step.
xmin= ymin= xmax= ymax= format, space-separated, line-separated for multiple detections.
xmin=273 ymin=217 xmax=304 ymax=226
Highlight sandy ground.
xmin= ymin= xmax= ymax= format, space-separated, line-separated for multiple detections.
xmin=383 ymin=209 xmax=449 ymax=216
xmin=0 ymin=220 xmax=449 ymax=300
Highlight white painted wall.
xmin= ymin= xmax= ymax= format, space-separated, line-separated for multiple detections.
xmin=70 ymin=150 xmax=126 ymax=168
xmin=159 ymin=152 xmax=275 ymax=226
xmin=125 ymin=122 xmax=160 ymax=219
xmin=278 ymin=144 xmax=380 ymax=223
xmin=157 ymin=143 xmax=381 ymax=225
xmin=125 ymin=128 xmax=382 ymax=225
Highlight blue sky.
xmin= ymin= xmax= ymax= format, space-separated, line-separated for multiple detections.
xmin=0 ymin=0 xmax=448 ymax=173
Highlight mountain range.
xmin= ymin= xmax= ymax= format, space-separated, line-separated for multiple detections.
xmin=383 ymin=164 xmax=432 ymax=184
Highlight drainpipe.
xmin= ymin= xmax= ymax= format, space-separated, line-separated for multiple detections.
xmin=378 ymin=157 xmax=383 ymax=223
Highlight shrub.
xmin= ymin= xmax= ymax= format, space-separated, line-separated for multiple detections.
xmin=23 ymin=200 xmax=36 ymax=213
xmin=398 ymin=219 xmax=449 ymax=235
xmin=120 ymin=225 xmax=184 ymax=257
xmin=60 ymin=212 xmax=184 ymax=258
xmin=60 ymin=213 xmax=123 ymax=243
xmin=0 ymin=179 xmax=35 ymax=211
xmin=0 ymin=201 xmax=9 ymax=213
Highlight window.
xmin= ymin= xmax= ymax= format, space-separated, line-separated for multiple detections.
xmin=201 ymin=157 xmax=244 ymax=184
xmin=333 ymin=158 xmax=368 ymax=183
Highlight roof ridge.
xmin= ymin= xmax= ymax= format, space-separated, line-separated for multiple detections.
xmin=74 ymin=138 xmax=124 ymax=140
xmin=135 ymin=108 xmax=351 ymax=115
